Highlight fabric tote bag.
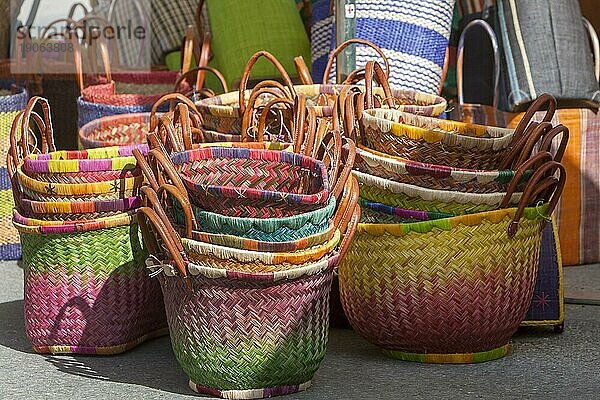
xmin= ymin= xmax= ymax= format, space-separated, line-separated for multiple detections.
xmin=311 ymin=0 xmax=455 ymax=94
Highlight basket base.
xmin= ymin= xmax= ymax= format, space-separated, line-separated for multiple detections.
xmin=32 ymin=327 xmax=169 ymax=355
xmin=382 ymin=344 xmax=510 ymax=364
xmin=188 ymin=379 xmax=312 ymax=399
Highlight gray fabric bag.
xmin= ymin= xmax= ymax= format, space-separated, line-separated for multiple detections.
xmin=496 ymin=0 xmax=600 ymax=111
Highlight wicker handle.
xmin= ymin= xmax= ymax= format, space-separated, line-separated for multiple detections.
xmin=302 ymin=108 xmax=319 ymax=156
xmin=501 ymin=151 xmax=554 ymax=208
xmin=240 ymin=86 xmax=293 ymax=142
xmin=238 ymin=51 xmax=296 ymax=116
xmin=174 ymin=66 xmax=229 ymax=97
xmin=8 ymin=109 xmax=51 ymax=173
xmin=181 ymin=25 xmax=196 ymax=75
xmin=67 ymin=2 xmax=89 ymax=20
xmin=316 ymin=128 xmax=343 ymax=197
xmin=510 ymin=93 xmax=557 ymax=146
xmin=146 ymin=148 xmax=188 ymax=195
xmin=507 ymin=160 xmax=566 ymax=237
xmin=72 ymin=15 xmax=114 ymax=91
xmin=256 ymin=98 xmax=295 ymax=142
xmin=322 ymin=38 xmax=390 ymax=84
xmin=501 ymin=122 xmax=552 ymax=170
xmin=133 ymin=147 xmax=160 ymax=191
xmin=364 ymin=61 xmax=395 ymax=109
xmin=294 ymin=56 xmax=313 ymax=85
xmin=333 ymin=175 xmax=360 ymax=234
xmin=11 ymin=97 xmax=56 ymax=167
xmin=293 ymin=94 xmax=308 ymax=153
xmin=137 ymin=206 xmax=188 ymax=278
xmin=539 ymin=124 xmax=570 ymax=163
xmin=157 ymin=183 xmax=198 ymax=239
xmin=338 ymin=205 xmax=361 ymax=262
xmin=150 ymin=93 xmax=200 ymax=131
xmin=342 ymin=68 xmax=365 ymax=85
xmin=140 ymin=185 xmax=183 ymax=249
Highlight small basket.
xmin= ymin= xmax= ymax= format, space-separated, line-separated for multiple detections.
xmin=170 ymin=147 xmax=331 ymax=218
xmin=339 ymin=161 xmax=565 ymax=362
xmin=360 ymin=94 xmax=557 ymax=170
xmin=79 ymin=113 xmax=151 ymax=149
xmin=15 ymin=210 xmax=167 ymax=354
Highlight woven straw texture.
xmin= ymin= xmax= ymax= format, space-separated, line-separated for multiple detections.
xmin=197 ymin=84 xmax=447 ymax=134
xmin=452 ymin=106 xmax=599 ymax=266
xmin=174 ymin=196 xmax=335 ymax=242
xmin=339 ymin=207 xmax=545 ymax=362
xmin=184 ymin=230 xmax=340 ymax=273
xmin=19 ymin=197 xmax=141 ymax=222
xmin=157 ymin=255 xmax=335 ymax=398
xmin=355 ymin=145 xmax=518 ymax=194
xmin=354 ymin=171 xmax=522 ymax=215
xmin=18 ymin=217 xmax=167 ymax=354
xmin=79 ymin=113 xmax=150 ymax=149
xmin=78 ymin=97 xmax=163 ymax=128
xmin=362 ymin=109 xmax=515 ymax=169
xmin=0 ymin=86 xmax=27 ymax=259
xmin=171 ymin=147 xmax=330 ymax=218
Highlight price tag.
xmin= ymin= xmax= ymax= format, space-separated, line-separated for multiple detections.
xmin=345 ymin=4 xmax=356 ymax=19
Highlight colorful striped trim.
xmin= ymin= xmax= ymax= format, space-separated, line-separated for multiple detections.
xmin=19 ymin=197 xmax=141 ymax=215
xmin=357 ymin=204 xmax=549 ymax=237
xmin=359 ymin=198 xmax=454 ymax=221
xmin=383 ymin=344 xmax=509 ymax=364
xmin=189 ymin=380 xmax=312 ymax=399
xmin=29 ymin=144 xmax=149 ymax=161
xmin=13 ymin=210 xmax=137 ymax=234
xmin=24 ymin=156 xmax=138 ymax=174
xmin=171 ymin=147 xmax=330 ymax=206
xmin=357 ymin=145 xmax=516 ymax=184
xmin=16 ymin=164 xmax=143 ymax=196
xmin=183 ymin=229 xmax=341 ymax=265
xmin=150 ymin=253 xmax=340 ymax=282
xmin=363 ymin=108 xmax=515 ymax=150
xmin=32 ymin=328 xmax=169 ymax=355
xmin=353 ymin=170 xmax=522 ymax=206
xmin=187 ymin=225 xmax=336 ymax=253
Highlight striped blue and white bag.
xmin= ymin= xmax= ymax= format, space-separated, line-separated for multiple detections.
xmin=311 ymin=0 xmax=455 ymax=94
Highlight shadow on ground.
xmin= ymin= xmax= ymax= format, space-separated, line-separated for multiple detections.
xmin=0 ymin=299 xmax=193 ymax=396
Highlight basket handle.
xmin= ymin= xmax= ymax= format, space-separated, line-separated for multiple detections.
xmin=13 ymin=97 xmax=56 ymax=165
xmin=133 ymin=147 xmax=160 ymax=191
xmin=146 ymin=148 xmax=188 ymax=195
xmin=238 ymin=51 xmax=296 ymax=117
xmin=67 ymin=2 xmax=89 ymax=20
xmin=501 ymin=151 xmax=554 ymax=209
xmin=256 ymin=98 xmax=295 ymax=142
xmin=333 ymin=175 xmax=360 ymax=233
xmin=72 ymin=16 xmax=114 ymax=91
xmin=137 ymin=206 xmax=188 ymax=278
xmin=240 ymin=86 xmax=293 ymax=142
xmin=294 ymin=56 xmax=313 ymax=85
xmin=316 ymin=128 xmax=343 ymax=196
xmin=539 ymin=124 xmax=570 ymax=164
xmin=322 ymin=39 xmax=390 ymax=84
xmin=510 ymin=93 xmax=557 ymax=146
xmin=507 ymin=160 xmax=566 ymax=237
xmin=174 ymin=65 xmax=229 ymax=97
xmin=150 ymin=93 xmax=201 ymax=131
xmin=364 ymin=61 xmax=395 ymax=109
xmin=140 ymin=185 xmax=182 ymax=248
xmin=500 ymin=121 xmax=552 ymax=170
xmin=157 ymin=183 xmax=198 ymax=239
xmin=338 ymin=204 xmax=361 ymax=262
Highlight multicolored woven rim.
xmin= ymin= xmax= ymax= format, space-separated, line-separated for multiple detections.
xmin=362 ymin=109 xmax=515 ymax=150
xmin=27 ymin=144 xmax=149 ymax=162
xmin=359 ymin=198 xmax=454 ymax=222
xmin=382 ymin=345 xmax=510 ymax=364
xmin=189 ymin=380 xmax=312 ymax=399
xmin=79 ymin=112 xmax=150 ymax=149
xmin=171 ymin=147 xmax=330 ymax=206
xmin=13 ymin=210 xmax=137 ymax=234
xmin=356 ymin=145 xmax=518 ymax=184
xmin=19 ymin=197 xmax=141 ymax=216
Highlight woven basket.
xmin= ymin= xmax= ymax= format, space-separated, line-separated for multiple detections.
xmin=358 ymin=198 xmax=454 ymax=224
xmin=360 ymin=93 xmax=556 ymax=170
xmin=354 ymin=170 xmax=523 ymax=215
xmin=183 ymin=229 xmax=341 ymax=273
xmin=151 ymin=255 xmax=337 ymax=398
xmin=0 ymin=85 xmax=28 ymax=260
xmin=79 ymin=113 xmax=151 ymax=149
xmin=338 ymin=161 xmax=565 ymax=362
xmin=170 ymin=147 xmax=331 ymax=218
xmin=355 ymin=145 xmax=522 ymax=194
xmin=15 ymin=211 xmax=167 ymax=354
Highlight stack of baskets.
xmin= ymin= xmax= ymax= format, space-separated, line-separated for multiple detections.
xmin=8 ymin=97 xmax=167 ymax=355
xmin=337 ymin=66 xmax=569 ymax=363
xmin=134 ymin=99 xmax=361 ymax=398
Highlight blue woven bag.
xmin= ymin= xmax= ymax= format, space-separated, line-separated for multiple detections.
xmin=0 ymin=82 xmax=27 ymax=260
xmin=311 ymin=0 xmax=455 ymax=94
xmin=77 ymin=97 xmax=162 ymax=128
